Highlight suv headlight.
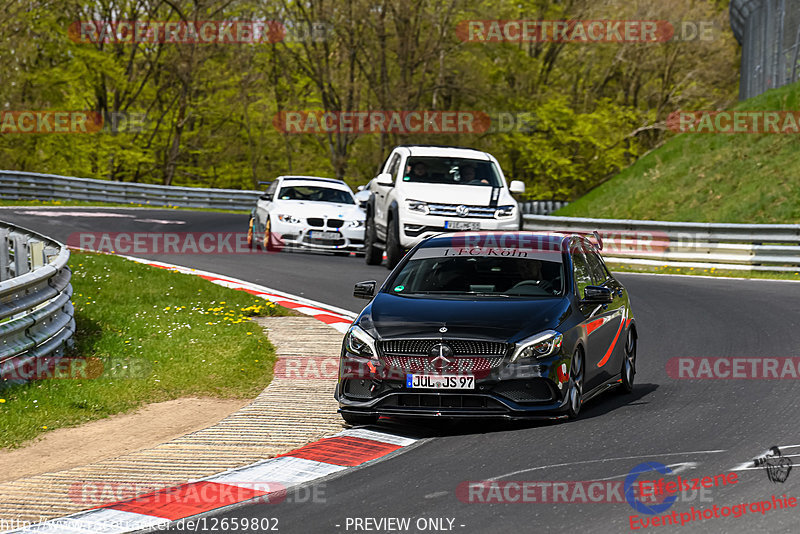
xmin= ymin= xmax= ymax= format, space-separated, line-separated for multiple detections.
xmin=344 ymin=325 xmax=378 ymax=359
xmin=407 ymin=200 xmax=430 ymax=215
xmin=511 ymin=330 xmax=563 ymax=362
xmin=277 ymin=214 xmax=302 ymax=224
xmin=494 ymin=205 xmax=515 ymax=218
xmin=345 ymin=219 xmax=365 ymax=228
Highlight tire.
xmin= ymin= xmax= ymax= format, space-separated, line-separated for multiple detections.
xmin=565 ymin=347 xmax=584 ymax=419
xmin=341 ymin=412 xmax=379 ymax=426
xmin=619 ymin=327 xmax=636 ymax=394
xmin=385 ymin=217 xmax=403 ymax=269
xmin=263 ymin=217 xmax=278 ymax=251
xmin=247 ymin=217 xmax=256 ymax=249
xmin=363 ymin=217 xmax=383 ymax=265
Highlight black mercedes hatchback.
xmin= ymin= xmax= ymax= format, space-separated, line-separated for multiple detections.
xmin=335 ymin=231 xmax=637 ymax=425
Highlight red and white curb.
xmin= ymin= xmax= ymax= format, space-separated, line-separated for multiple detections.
xmin=3 ymin=429 xmax=419 ymax=533
xmin=92 ymin=254 xmax=358 ymax=333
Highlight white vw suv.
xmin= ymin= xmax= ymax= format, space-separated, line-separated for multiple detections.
xmin=364 ymin=145 xmax=525 ymax=268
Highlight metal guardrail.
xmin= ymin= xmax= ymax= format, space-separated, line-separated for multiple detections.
xmin=0 ymin=222 xmax=74 ymax=388
xmin=1 ymin=170 xmax=570 ymax=215
xmin=0 ymin=171 xmax=262 ymax=211
xmin=523 ymin=214 xmax=800 ymax=272
xmin=519 ymin=200 xmax=568 ymax=215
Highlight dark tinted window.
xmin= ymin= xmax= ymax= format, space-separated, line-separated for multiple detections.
xmin=276 ymin=186 xmax=354 ymax=204
xmin=402 ymin=157 xmax=501 ymax=187
xmin=388 ymin=253 xmax=563 ymax=297
xmin=586 ymin=249 xmax=609 ymax=284
xmin=572 ymin=249 xmax=594 ymax=298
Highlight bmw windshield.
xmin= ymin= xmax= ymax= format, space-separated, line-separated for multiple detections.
xmin=386 ymin=246 xmax=564 ymax=298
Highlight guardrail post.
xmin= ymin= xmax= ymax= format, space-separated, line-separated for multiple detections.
xmin=0 ymin=228 xmax=9 ymax=281
xmin=13 ymin=234 xmax=30 ymax=277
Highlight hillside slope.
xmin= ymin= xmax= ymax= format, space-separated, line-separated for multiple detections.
xmin=556 ymin=82 xmax=800 ymax=223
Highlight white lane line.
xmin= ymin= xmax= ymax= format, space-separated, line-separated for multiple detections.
xmin=13 ymin=210 xmax=135 ymax=218
xmin=590 ymin=462 xmax=699 ymax=482
xmin=487 ymin=450 xmax=726 ymax=481
xmin=133 ymin=218 xmax=186 ymax=224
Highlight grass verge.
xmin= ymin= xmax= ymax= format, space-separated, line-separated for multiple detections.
xmin=609 ymin=263 xmax=800 ymax=281
xmin=0 ymin=251 xmax=286 ymax=449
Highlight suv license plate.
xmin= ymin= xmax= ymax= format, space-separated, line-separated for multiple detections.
xmin=309 ymin=231 xmax=340 ymax=239
xmin=445 ymin=221 xmax=480 ymax=230
xmin=406 ymin=374 xmax=475 ymax=389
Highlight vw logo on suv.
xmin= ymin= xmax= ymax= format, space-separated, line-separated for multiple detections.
xmin=455 ymin=205 xmax=470 ymax=217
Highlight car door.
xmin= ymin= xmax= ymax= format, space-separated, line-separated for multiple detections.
xmin=585 ymin=247 xmax=627 ymax=386
xmin=373 ymin=153 xmax=400 ymax=241
xmin=572 ymin=246 xmax=617 ymax=390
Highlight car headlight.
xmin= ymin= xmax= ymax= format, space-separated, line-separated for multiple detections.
xmin=277 ymin=214 xmax=302 ymax=224
xmin=494 ymin=205 xmax=515 ymax=218
xmin=344 ymin=325 xmax=378 ymax=359
xmin=407 ymin=200 xmax=430 ymax=215
xmin=345 ymin=219 xmax=365 ymax=228
xmin=511 ymin=330 xmax=563 ymax=362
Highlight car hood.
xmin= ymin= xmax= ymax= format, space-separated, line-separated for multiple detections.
xmin=403 ymin=183 xmax=512 ymax=206
xmin=360 ymin=292 xmax=570 ymax=343
xmin=272 ymin=200 xmax=364 ymax=220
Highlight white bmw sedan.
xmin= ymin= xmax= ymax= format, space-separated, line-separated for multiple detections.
xmin=247 ymin=176 xmax=365 ymax=254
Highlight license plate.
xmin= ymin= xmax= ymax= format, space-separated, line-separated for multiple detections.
xmin=445 ymin=221 xmax=481 ymax=230
xmin=406 ymin=374 xmax=475 ymax=389
xmin=308 ymin=231 xmax=340 ymax=239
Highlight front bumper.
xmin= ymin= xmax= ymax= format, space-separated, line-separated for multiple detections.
xmin=271 ymin=219 xmax=365 ymax=251
xmin=335 ymin=353 xmax=573 ymax=419
xmin=399 ymin=215 xmax=520 ymax=248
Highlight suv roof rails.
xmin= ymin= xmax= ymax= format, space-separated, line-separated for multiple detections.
xmin=396 ymin=144 xmax=480 ymax=151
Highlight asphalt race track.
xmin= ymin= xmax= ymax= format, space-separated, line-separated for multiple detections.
xmin=3 ymin=207 xmax=800 ymax=534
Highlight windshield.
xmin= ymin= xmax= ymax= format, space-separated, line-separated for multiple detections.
xmin=402 ymin=157 xmax=502 ymax=187
xmin=387 ymin=249 xmax=564 ymax=298
xmin=276 ymin=185 xmax=355 ymax=204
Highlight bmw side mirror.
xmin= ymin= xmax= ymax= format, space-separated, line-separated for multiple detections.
xmin=354 ymin=280 xmax=377 ymax=299
xmin=582 ymin=285 xmax=613 ymax=304
xmin=375 ymin=173 xmax=394 ymax=187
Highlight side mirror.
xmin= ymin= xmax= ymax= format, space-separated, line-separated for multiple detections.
xmin=259 ymin=193 xmax=271 ymax=201
xmin=354 ymin=190 xmax=371 ymax=209
xmin=509 ymin=180 xmax=525 ymax=194
xmin=357 ymin=185 xmax=365 ymax=191
xmin=582 ymin=285 xmax=613 ymax=304
xmin=375 ymin=173 xmax=394 ymax=187
xmin=354 ymin=280 xmax=377 ymax=299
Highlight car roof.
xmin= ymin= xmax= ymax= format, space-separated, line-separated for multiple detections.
xmin=417 ymin=232 xmax=599 ymax=255
xmin=277 ymin=176 xmax=352 ymax=190
xmin=396 ymin=145 xmax=492 ymax=160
